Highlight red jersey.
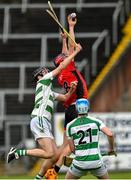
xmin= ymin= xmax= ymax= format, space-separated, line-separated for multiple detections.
xmin=58 ymin=61 xmax=88 ymax=108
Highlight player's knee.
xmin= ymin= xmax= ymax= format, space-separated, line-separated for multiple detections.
xmin=43 ymin=150 xmax=54 ymax=159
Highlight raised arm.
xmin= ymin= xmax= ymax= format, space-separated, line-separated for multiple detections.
xmin=56 ymin=82 xmax=77 ymax=102
xmin=67 ymin=13 xmax=77 ymax=56
xmin=60 ymin=32 xmax=69 ymax=55
xmin=52 ymin=43 xmax=82 ymax=77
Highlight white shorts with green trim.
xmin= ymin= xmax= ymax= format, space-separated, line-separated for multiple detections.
xmin=30 ymin=116 xmax=54 ymax=141
xmin=69 ymin=162 xmax=108 ymax=178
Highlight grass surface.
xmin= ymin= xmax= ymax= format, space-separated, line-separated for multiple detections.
xmin=0 ymin=171 xmax=131 ymax=179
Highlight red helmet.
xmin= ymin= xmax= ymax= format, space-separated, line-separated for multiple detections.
xmin=53 ymin=53 xmax=67 ymax=67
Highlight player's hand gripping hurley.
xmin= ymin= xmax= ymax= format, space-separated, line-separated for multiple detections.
xmin=101 ymin=150 xmax=117 ymax=157
xmin=46 ymin=1 xmax=77 ymax=47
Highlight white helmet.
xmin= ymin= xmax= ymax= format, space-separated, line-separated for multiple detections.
xmin=76 ymin=98 xmax=90 ymax=114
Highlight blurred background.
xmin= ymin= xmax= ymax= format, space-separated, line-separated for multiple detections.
xmin=0 ymin=0 xmax=131 ymax=178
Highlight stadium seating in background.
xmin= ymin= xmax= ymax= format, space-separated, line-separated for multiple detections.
xmin=90 ymin=16 xmax=131 ymax=111
xmin=0 ymin=9 xmax=4 ymax=34
xmin=0 ymin=39 xmax=41 ymax=62
xmin=29 ymin=0 xmax=77 ymax=4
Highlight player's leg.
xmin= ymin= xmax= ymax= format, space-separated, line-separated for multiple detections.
xmin=7 ymin=117 xmax=56 ymax=163
xmin=65 ymin=171 xmax=79 ymax=179
xmin=42 ymin=132 xmax=70 ymax=179
xmin=55 ymin=132 xmax=71 ymax=167
xmin=41 ymin=105 xmax=77 ymax=179
xmin=97 ymin=172 xmax=109 ymax=180
xmin=44 ymin=105 xmax=78 ymax=179
xmin=7 ymin=137 xmax=56 ymax=163
xmin=27 ymin=116 xmax=56 ymax=158
xmin=91 ymin=164 xmax=109 ymax=180
xmin=37 ymin=140 xmax=62 ymax=174
xmin=35 ymin=139 xmax=59 ymax=180
xmin=55 ymin=105 xmax=77 ymax=167
xmin=27 ymin=137 xmax=55 ymax=158
xmin=65 ymin=163 xmax=83 ymax=180
xmin=38 ymin=133 xmax=69 ymax=179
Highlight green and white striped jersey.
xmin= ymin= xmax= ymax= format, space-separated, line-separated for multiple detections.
xmin=31 ymin=72 xmax=59 ymax=122
xmin=66 ymin=115 xmax=106 ymax=169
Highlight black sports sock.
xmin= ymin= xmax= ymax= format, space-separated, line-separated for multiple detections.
xmin=54 ymin=165 xmax=60 ymax=173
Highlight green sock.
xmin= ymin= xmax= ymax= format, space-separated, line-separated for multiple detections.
xmin=16 ymin=149 xmax=27 ymax=156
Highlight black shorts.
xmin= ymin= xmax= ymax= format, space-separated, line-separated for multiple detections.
xmin=64 ymin=104 xmax=78 ymax=129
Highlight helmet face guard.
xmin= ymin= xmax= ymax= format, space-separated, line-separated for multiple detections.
xmin=53 ymin=53 xmax=67 ymax=67
xmin=76 ymin=98 xmax=90 ymax=114
xmin=33 ymin=67 xmax=49 ymax=81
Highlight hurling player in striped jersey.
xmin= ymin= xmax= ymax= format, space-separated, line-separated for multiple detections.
xmin=66 ymin=98 xmax=115 ymax=180
xmin=6 ymin=43 xmax=82 ymax=169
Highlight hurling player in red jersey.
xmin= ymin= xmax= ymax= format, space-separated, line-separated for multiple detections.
xmin=34 ymin=14 xmax=88 ymax=180
xmin=54 ymin=17 xmax=88 ymax=131
xmin=54 ymin=37 xmax=88 ymax=128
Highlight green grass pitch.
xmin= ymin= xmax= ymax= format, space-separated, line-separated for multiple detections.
xmin=0 ymin=171 xmax=131 ymax=179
